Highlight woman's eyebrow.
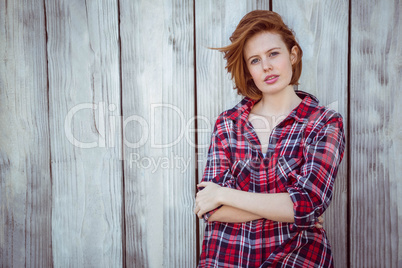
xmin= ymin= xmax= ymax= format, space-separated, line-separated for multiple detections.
xmin=246 ymin=47 xmax=281 ymax=61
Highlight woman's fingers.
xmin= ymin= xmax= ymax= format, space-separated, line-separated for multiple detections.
xmin=315 ymin=223 xmax=323 ymax=229
xmin=193 ymin=204 xmax=201 ymax=218
xmin=315 ymin=215 xmax=324 ymax=228
xmin=317 ymin=215 xmax=324 ymax=224
xmin=197 ymin=181 xmax=211 ymax=190
xmin=197 ymin=210 xmax=204 ymax=219
xmin=194 ymin=204 xmax=206 ymax=219
xmin=194 ymin=182 xmax=222 ymax=219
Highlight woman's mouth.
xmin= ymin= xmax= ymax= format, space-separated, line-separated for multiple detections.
xmin=264 ymin=75 xmax=279 ymax=84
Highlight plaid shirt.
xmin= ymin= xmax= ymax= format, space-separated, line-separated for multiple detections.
xmin=198 ymin=91 xmax=345 ymax=267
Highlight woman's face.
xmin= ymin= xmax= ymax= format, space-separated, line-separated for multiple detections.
xmin=243 ymin=31 xmax=297 ymax=95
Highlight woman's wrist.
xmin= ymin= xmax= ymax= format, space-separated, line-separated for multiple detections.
xmin=218 ymin=186 xmax=230 ymax=206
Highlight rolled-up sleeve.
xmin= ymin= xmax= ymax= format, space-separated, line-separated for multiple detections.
xmin=200 ymin=118 xmax=236 ymax=222
xmin=285 ymin=113 xmax=346 ymax=230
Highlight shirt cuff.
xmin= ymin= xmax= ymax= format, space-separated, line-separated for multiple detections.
xmin=202 ymin=205 xmax=223 ymax=223
xmin=287 ymin=186 xmax=318 ymax=230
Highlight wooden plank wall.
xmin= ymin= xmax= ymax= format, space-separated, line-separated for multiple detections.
xmin=0 ymin=0 xmax=52 ymax=266
xmin=350 ymin=0 xmax=402 ymax=267
xmin=119 ymin=0 xmax=196 ymax=267
xmin=0 ymin=0 xmax=401 ymax=267
xmin=45 ymin=0 xmax=123 ymax=266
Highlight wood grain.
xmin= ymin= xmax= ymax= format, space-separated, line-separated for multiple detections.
xmin=350 ymin=0 xmax=401 ymax=267
xmin=195 ymin=0 xmax=270 ymax=259
xmin=45 ymin=0 xmax=123 ymax=266
xmin=273 ymin=1 xmax=349 ymax=267
xmin=119 ymin=0 xmax=196 ymax=266
xmin=0 ymin=0 xmax=52 ymax=266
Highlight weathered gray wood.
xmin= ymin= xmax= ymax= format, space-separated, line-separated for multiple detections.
xmin=45 ymin=0 xmax=123 ymax=266
xmin=350 ymin=0 xmax=401 ymax=267
xmin=0 ymin=0 xmax=52 ymax=267
xmin=195 ymin=0 xmax=270 ymax=258
xmin=273 ymin=1 xmax=349 ymax=267
xmin=119 ymin=0 xmax=196 ymax=266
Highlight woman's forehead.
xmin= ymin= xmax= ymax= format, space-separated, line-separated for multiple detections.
xmin=244 ymin=32 xmax=286 ymax=56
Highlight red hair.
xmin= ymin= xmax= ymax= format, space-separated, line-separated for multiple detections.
xmin=213 ymin=10 xmax=303 ymax=100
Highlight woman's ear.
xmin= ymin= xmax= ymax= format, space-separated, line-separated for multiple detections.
xmin=290 ymin=46 xmax=298 ymax=64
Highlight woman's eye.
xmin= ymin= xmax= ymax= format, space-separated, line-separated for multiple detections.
xmin=250 ymin=58 xmax=259 ymax=64
xmin=269 ymin=52 xmax=279 ymax=57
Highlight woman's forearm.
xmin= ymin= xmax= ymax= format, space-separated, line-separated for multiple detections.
xmin=205 ymin=188 xmax=324 ymax=228
xmin=195 ymin=182 xmax=295 ymax=223
xmin=208 ymin=205 xmax=262 ymax=223
xmin=218 ymin=187 xmax=295 ymax=223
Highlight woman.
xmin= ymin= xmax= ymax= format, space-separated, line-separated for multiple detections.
xmin=194 ymin=10 xmax=345 ymax=267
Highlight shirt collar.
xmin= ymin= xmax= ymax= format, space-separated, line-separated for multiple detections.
xmin=226 ymin=90 xmax=320 ymax=124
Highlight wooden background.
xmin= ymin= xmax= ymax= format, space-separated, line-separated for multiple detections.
xmin=0 ymin=0 xmax=400 ymax=267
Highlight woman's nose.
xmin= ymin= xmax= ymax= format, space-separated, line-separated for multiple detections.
xmin=262 ymin=59 xmax=272 ymax=72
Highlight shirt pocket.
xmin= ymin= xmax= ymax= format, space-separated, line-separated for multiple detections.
xmin=230 ymin=159 xmax=252 ymax=191
xmin=276 ymin=156 xmax=303 ymax=192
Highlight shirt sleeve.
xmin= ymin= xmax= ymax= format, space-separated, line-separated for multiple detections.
xmin=200 ymin=118 xmax=236 ymax=222
xmin=283 ymin=113 xmax=346 ymax=230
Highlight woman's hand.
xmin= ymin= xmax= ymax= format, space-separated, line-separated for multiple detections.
xmin=315 ymin=215 xmax=324 ymax=229
xmin=194 ymin=181 xmax=223 ymax=219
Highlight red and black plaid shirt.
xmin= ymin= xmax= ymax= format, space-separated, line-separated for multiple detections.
xmin=198 ymin=91 xmax=346 ymax=267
